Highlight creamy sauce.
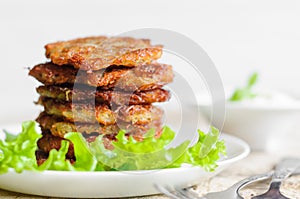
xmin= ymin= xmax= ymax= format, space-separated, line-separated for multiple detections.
xmin=230 ymin=89 xmax=300 ymax=108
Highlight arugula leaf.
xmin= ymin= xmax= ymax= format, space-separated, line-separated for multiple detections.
xmin=0 ymin=121 xmax=42 ymax=174
xmin=230 ymin=72 xmax=259 ymax=101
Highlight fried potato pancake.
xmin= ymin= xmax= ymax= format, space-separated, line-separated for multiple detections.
xmin=36 ymin=112 xmax=162 ymax=139
xmin=37 ymin=85 xmax=171 ymax=105
xmin=39 ymin=98 xmax=164 ymax=126
xmin=29 ymin=62 xmax=173 ymax=91
xmin=45 ymin=36 xmax=163 ymax=71
xmin=36 ymin=121 xmax=162 ymax=162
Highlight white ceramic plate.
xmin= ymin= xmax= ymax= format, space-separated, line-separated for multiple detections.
xmin=0 ymin=133 xmax=249 ymax=198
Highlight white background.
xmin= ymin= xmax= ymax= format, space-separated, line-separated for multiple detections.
xmin=0 ymin=0 xmax=300 ymax=125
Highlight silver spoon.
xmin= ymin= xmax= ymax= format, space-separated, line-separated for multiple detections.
xmin=252 ymin=158 xmax=300 ymax=199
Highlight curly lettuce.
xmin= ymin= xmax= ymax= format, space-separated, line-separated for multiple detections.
xmin=0 ymin=121 xmax=41 ymax=174
xmin=0 ymin=121 xmax=226 ymax=174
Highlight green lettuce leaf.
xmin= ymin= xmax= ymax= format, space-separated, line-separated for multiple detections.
xmin=38 ymin=133 xmax=98 ymax=171
xmin=38 ymin=140 xmax=75 ymax=171
xmin=90 ymin=126 xmax=226 ymax=172
xmin=3 ymin=130 xmax=17 ymax=142
xmin=90 ymin=126 xmax=190 ymax=171
xmin=171 ymin=127 xmax=226 ymax=171
xmin=65 ymin=132 xmax=98 ymax=171
xmin=0 ymin=121 xmax=42 ymax=174
xmin=0 ymin=121 xmax=226 ymax=174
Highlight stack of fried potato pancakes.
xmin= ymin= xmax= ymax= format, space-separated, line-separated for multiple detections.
xmin=29 ymin=36 xmax=174 ymax=163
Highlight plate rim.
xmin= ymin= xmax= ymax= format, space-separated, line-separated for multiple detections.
xmin=0 ymin=132 xmax=250 ymax=198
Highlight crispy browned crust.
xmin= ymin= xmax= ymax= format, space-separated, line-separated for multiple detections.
xmin=39 ymin=97 xmax=164 ymax=126
xmin=36 ymin=131 xmax=121 ymax=162
xmin=37 ymin=130 xmax=75 ymax=159
xmin=45 ymin=36 xmax=163 ymax=71
xmin=29 ymin=63 xmax=77 ymax=85
xmin=36 ymin=130 xmax=112 ymax=162
xmin=37 ymin=85 xmax=171 ymax=105
xmin=35 ymin=150 xmax=52 ymax=165
xmin=36 ymin=112 xmax=64 ymax=130
xmin=36 ymin=120 xmax=163 ymax=162
xmin=29 ymin=62 xmax=173 ymax=91
xmin=36 ymin=112 xmax=162 ymax=139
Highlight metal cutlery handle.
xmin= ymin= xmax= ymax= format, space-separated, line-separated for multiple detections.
xmin=272 ymin=158 xmax=300 ymax=182
xmin=251 ymin=158 xmax=300 ymax=199
xmin=227 ymin=172 xmax=273 ymax=193
xmin=155 ymin=161 xmax=300 ymax=199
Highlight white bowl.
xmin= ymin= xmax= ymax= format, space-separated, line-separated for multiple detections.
xmin=199 ymin=99 xmax=300 ymax=151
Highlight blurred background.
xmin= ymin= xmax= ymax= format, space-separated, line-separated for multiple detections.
xmin=0 ymin=0 xmax=299 ymax=125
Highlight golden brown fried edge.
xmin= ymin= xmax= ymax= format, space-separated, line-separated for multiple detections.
xmin=45 ymin=36 xmax=163 ymax=71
